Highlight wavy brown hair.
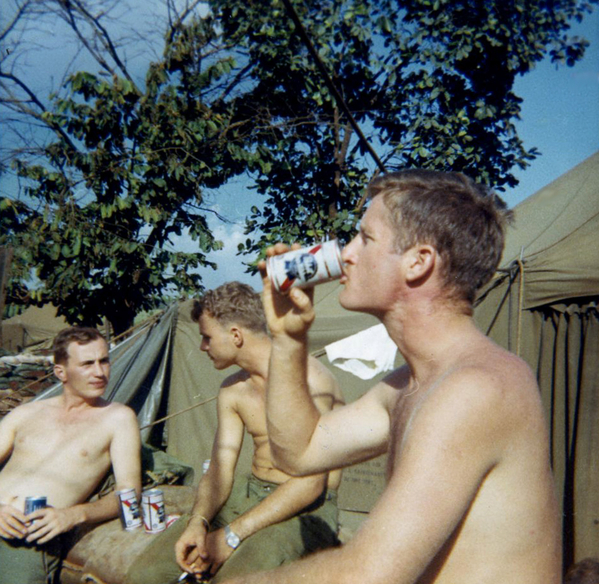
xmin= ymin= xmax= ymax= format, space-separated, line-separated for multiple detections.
xmin=191 ymin=281 xmax=267 ymax=335
xmin=52 ymin=327 xmax=106 ymax=365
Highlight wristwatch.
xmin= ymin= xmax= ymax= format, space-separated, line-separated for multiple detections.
xmin=224 ymin=524 xmax=241 ymax=549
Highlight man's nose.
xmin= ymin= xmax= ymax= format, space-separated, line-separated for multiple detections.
xmin=341 ymin=236 xmax=357 ymax=263
xmin=92 ymin=362 xmax=106 ymax=376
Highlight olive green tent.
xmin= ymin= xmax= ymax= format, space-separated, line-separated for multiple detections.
xmin=474 ymin=151 xmax=599 ymax=566
xmin=1 ymin=304 xmax=69 ymax=352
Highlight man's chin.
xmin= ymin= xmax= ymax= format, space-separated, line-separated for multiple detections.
xmin=211 ymin=360 xmax=229 ymax=371
xmin=338 ymin=288 xmax=360 ymax=312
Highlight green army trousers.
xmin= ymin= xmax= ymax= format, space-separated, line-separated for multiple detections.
xmin=125 ymin=474 xmax=340 ymax=584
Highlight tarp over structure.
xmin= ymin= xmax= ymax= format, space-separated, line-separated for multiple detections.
xmin=1 ymin=304 xmax=69 ymax=353
xmin=474 ymin=151 xmax=599 ymax=567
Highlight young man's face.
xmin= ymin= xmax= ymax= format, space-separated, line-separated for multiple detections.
xmin=54 ymin=338 xmax=110 ymax=400
xmin=340 ymin=195 xmax=405 ymax=316
xmin=199 ymin=313 xmax=238 ymax=370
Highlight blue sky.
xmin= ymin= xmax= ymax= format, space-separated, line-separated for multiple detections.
xmin=507 ymin=11 xmax=599 ymax=207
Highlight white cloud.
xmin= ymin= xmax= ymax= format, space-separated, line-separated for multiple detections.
xmin=173 ymin=215 xmax=261 ymax=292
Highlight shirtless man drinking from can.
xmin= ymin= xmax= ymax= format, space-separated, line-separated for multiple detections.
xmin=223 ymin=169 xmax=561 ymax=584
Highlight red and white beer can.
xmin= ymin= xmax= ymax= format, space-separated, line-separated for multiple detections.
xmin=116 ymin=488 xmax=142 ymax=531
xmin=142 ymin=489 xmax=166 ymax=534
xmin=266 ymin=240 xmax=344 ymax=294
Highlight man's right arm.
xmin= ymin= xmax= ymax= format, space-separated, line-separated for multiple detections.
xmin=0 ymin=408 xmax=28 ymax=539
xmin=260 ymin=253 xmax=390 ymax=476
xmin=175 ymin=384 xmax=245 ymax=573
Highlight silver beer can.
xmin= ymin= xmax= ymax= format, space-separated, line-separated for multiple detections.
xmin=24 ymin=496 xmax=47 ymax=515
xmin=116 ymin=488 xmax=142 ymax=531
xmin=142 ymin=488 xmax=166 ymax=534
xmin=266 ymin=240 xmax=344 ymax=294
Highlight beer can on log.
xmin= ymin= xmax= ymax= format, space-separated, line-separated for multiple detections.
xmin=266 ymin=240 xmax=344 ymax=294
xmin=142 ymin=488 xmax=166 ymax=534
xmin=116 ymin=488 xmax=142 ymax=531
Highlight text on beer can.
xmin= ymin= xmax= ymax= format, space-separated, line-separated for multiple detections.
xmin=116 ymin=488 xmax=142 ymax=531
xmin=266 ymin=240 xmax=344 ymax=293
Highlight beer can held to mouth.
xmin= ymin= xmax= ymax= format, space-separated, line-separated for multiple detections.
xmin=266 ymin=240 xmax=344 ymax=294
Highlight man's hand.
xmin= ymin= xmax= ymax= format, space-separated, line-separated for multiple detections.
xmin=201 ymin=528 xmax=235 ymax=578
xmin=175 ymin=520 xmax=210 ymax=575
xmin=0 ymin=503 xmax=28 ymax=539
xmin=259 ymin=244 xmax=316 ymax=340
xmin=25 ymin=506 xmax=84 ymax=544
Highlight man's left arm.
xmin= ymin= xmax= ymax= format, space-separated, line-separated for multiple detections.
xmin=205 ymin=469 xmax=329 ymax=576
xmin=206 ymin=365 xmax=343 ymax=573
xmin=27 ymin=405 xmax=142 ymax=544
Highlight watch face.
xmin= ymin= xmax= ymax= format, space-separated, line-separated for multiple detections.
xmin=226 ymin=528 xmax=241 ymax=549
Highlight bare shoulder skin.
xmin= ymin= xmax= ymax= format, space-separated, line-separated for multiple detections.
xmin=353 ymin=335 xmax=561 ymax=584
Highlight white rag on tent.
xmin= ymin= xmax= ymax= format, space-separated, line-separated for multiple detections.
xmin=325 ymin=323 xmax=397 ymax=380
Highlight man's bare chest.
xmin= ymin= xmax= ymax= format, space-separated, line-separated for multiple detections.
xmin=238 ymin=396 xmax=268 ymax=441
xmin=14 ymin=416 xmax=111 ymax=464
xmin=387 ymin=383 xmax=431 ymax=470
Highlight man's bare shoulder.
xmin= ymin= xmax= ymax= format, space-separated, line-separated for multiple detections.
xmin=410 ymin=345 xmax=543 ymax=454
xmin=0 ymin=397 xmax=61 ymax=427
xmin=454 ymin=341 xmax=538 ymax=399
xmin=218 ymin=369 xmax=253 ymax=402
xmin=306 ymin=355 xmax=343 ymax=399
xmin=99 ymin=401 xmax=138 ymax=425
xmin=306 ymin=354 xmax=334 ymax=378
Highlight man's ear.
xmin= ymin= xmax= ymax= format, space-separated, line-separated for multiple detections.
xmin=230 ymin=327 xmax=244 ymax=348
xmin=405 ymin=244 xmax=436 ymax=284
xmin=54 ymin=364 xmax=67 ymax=382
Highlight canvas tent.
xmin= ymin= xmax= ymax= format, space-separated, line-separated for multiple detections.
xmin=474 ymin=151 xmax=599 ymax=566
xmin=1 ymin=304 xmax=70 ymax=353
